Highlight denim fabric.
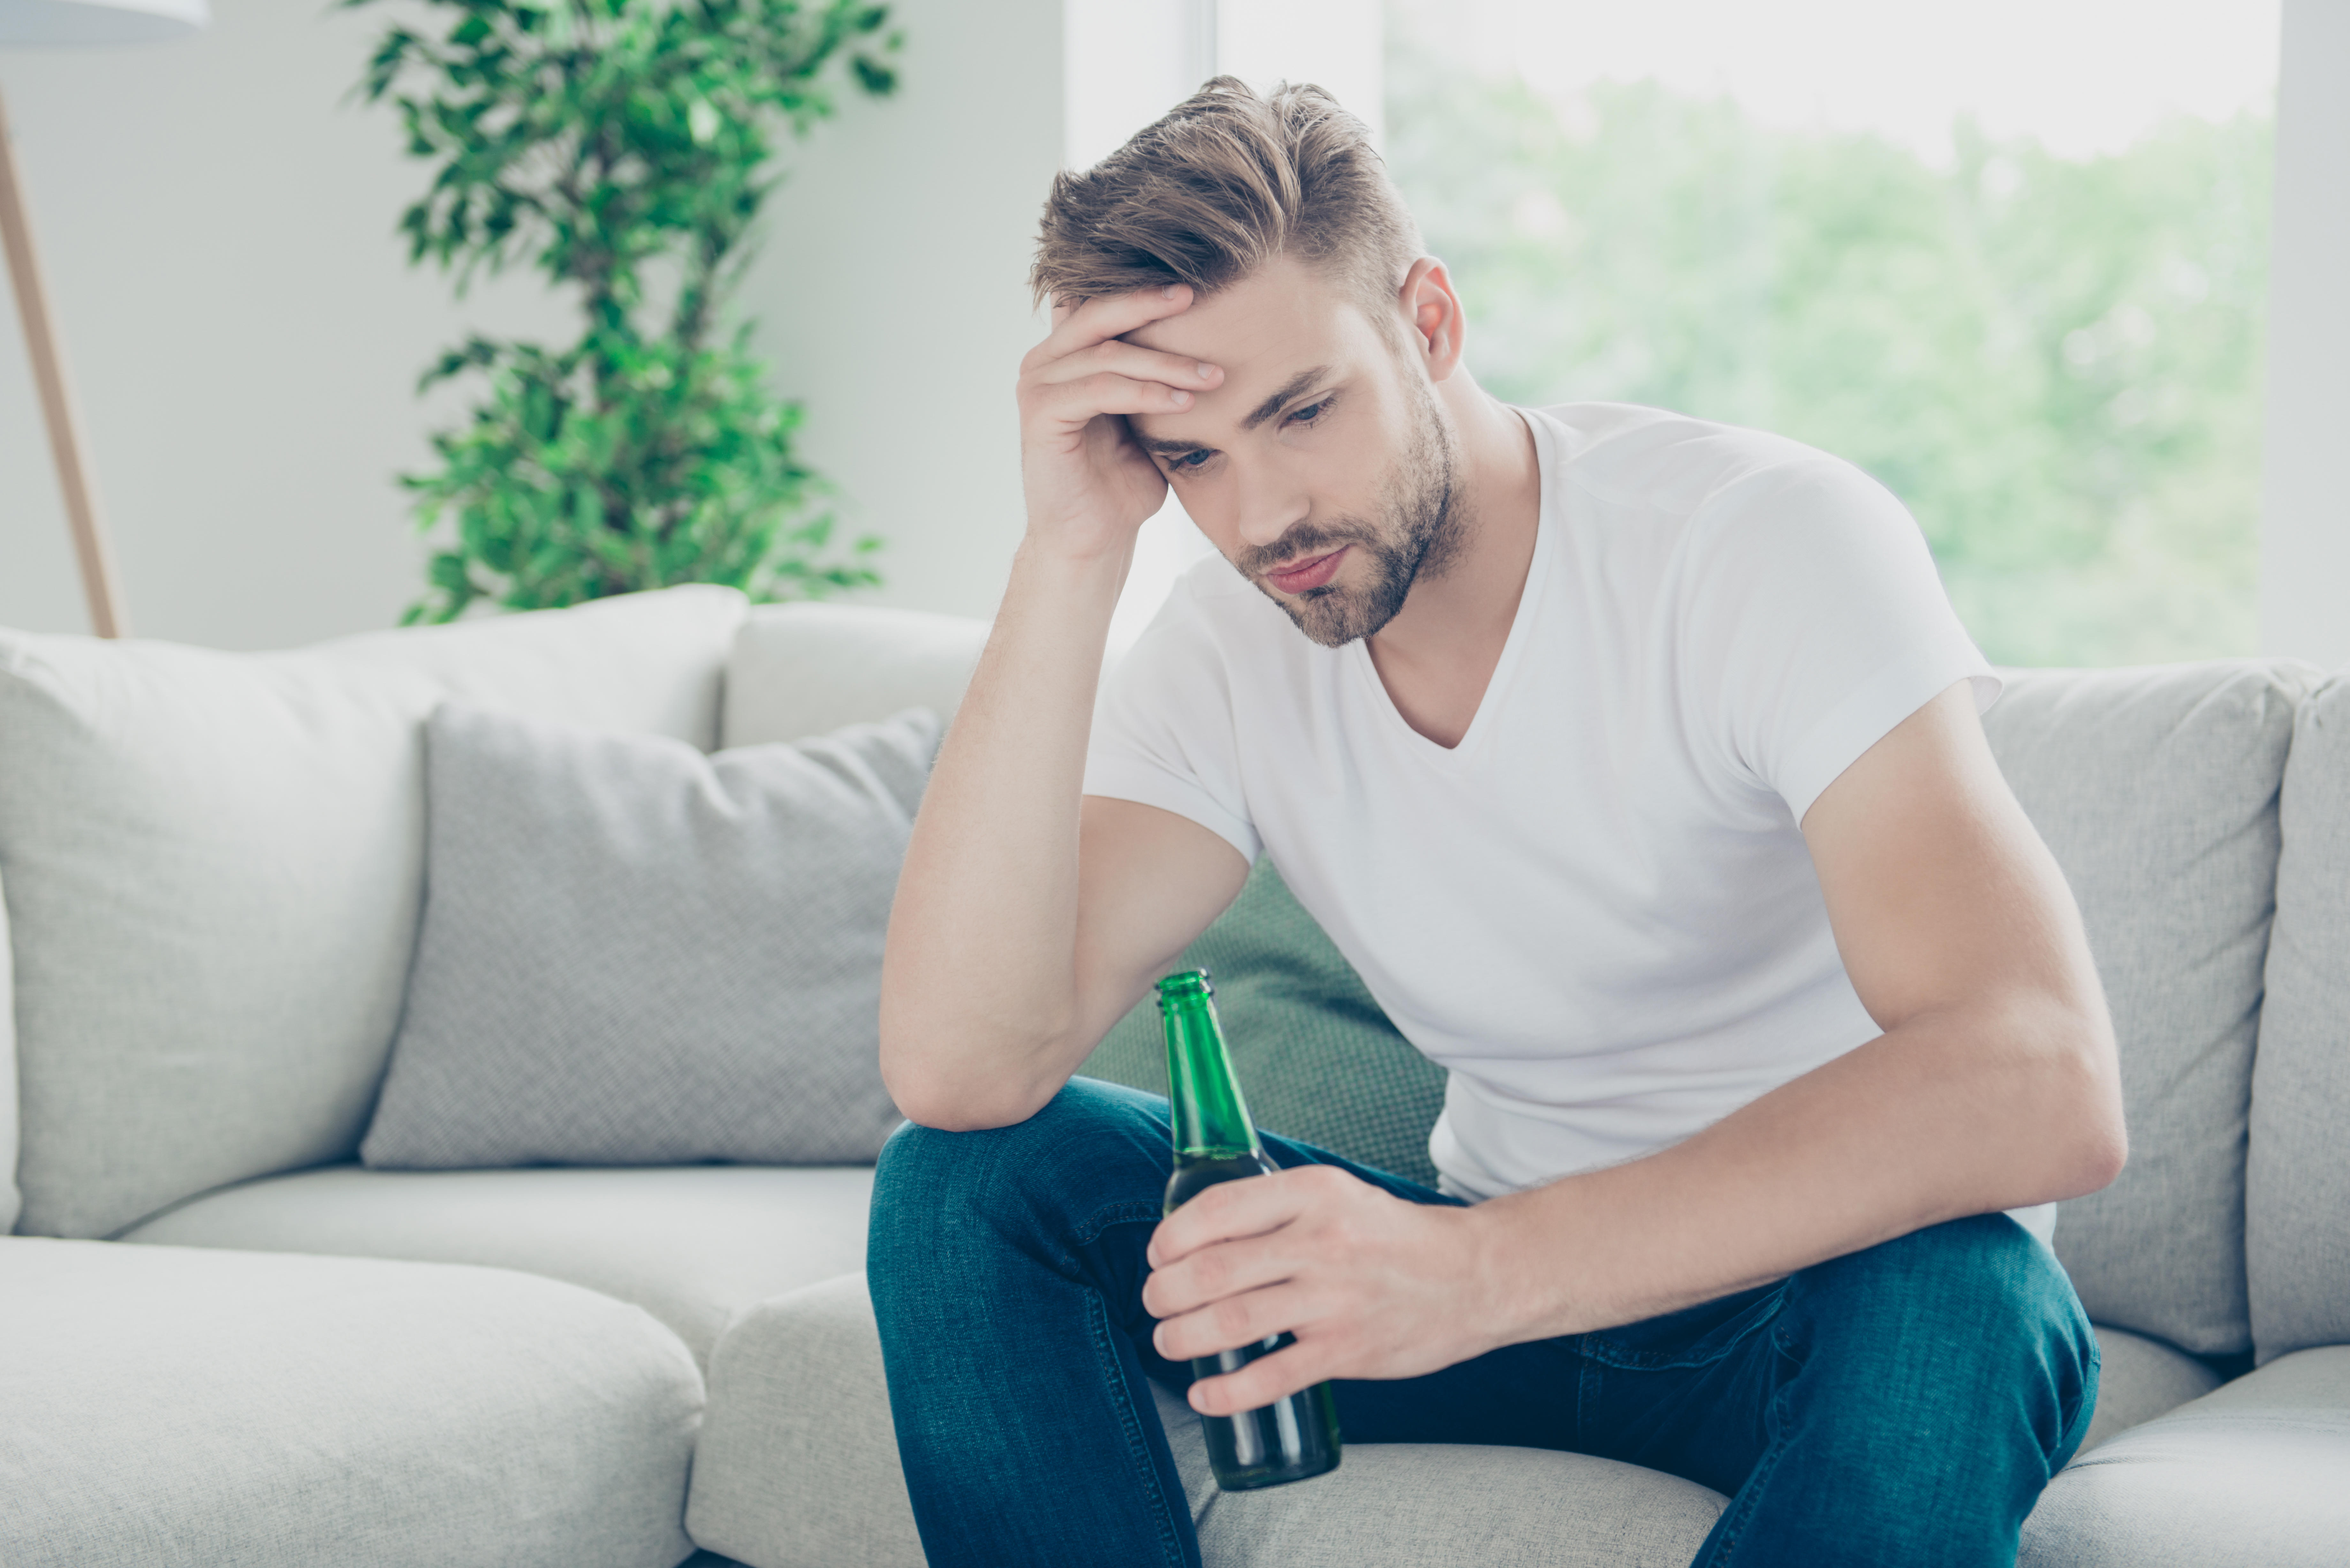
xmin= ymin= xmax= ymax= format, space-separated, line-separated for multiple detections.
xmin=869 ymin=1078 xmax=2098 ymax=1568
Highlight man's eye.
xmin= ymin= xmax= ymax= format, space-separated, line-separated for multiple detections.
xmin=1171 ymin=450 xmax=1212 ymax=470
xmin=1287 ymin=399 xmax=1333 ymax=426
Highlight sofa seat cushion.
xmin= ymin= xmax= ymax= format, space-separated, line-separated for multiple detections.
xmin=2079 ymin=1324 xmax=2225 ymax=1452
xmin=118 ymin=1163 xmax=874 ymax=1365
xmin=0 ymin=1238 xmax=702 ymax=1568
xmin=1150 ymin=1381 xmax=1727 ymax=1567
xmin=2020 ymin=1345 xmax=2350 ymax=1566
xmin=686 ymin=1273 xmax=1727 ymax=1568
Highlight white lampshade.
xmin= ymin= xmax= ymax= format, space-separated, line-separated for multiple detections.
xmin=0 ymin=0 xmax=208 ymax=47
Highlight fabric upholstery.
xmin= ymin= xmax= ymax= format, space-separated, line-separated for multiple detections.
xmin=2080 ymin=1325 xmax=2224 ymax=1453
xmin=2020 ymin=1345 xmax=2350 ymax=1566
xmin=1981 ymin=659 xmax=2315 ymax=1355
xmin=1152 ymin=1382 xmax=1729 ymax=1568
xmin=0 ymin=864 xmax=18 ymax=1233
xmin=118 ymin=1162 xmax=875 ymax=1366
xmin=0 ymin=1237 xmax=703 ymax=1568
xmin=1081 ymin=859 xmax=1451 ymax=1187
xmin=2248 ymin=674 xmax=2350 ymax=1363
xmin=0 ymin=587 xmax=745 ymax=1239
xmin=689 ymin=1273 xmax=923 ymax=1568
xmin=686 ymin=1275 xmax=1727 ymax=1568
xmin=722 ymin=602 xmax=987 ymax=747
xmin=361 ymin=705 xmax=936 ymax=1170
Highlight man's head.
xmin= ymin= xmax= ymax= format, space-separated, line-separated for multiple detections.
xmin=1032 ymin=79 xmax=1472 ymax=647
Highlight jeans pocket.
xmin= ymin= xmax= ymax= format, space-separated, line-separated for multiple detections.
xmin=1579 ymin=1280 xmax=1790 ymax=1371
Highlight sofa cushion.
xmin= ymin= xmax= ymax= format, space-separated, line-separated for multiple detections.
xmin=0 ymin=587 xmax=746 ymax=1239
xmin=1981 ymin=660 xmax=2314 ymax=1356
xmin=688 ymin=1272 xmax=922 ymax=1568
xmin=0 ymin=865 xmax=17 ymax=1234
xmin=2019 ymin=1345 xmax=2350 ymax=1566
xmin=722 ymin=602 xmax=988 ymax=747
xmin=686 ymin=1273 xmax=1728 ymax=1568
xmin=2079 ymin=1324 xmax=2224 ymax=1453
xmin=360 ymin=704 xmax=936 ymax=1171
xmin=0 ymin=1237 xmax=703 ymax=1568
xmin=1153 ymin=1378 xmax=1727 ymax=1568
xmin=1080 ymin=858 xmax=1451 ymax=1187
xmin=117 ymin=1162 xmax=874 ymax=1365
xmin=2248 ymin=674 xmax=2350 ymax=1363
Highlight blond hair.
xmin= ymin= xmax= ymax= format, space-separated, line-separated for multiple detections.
xmin=1030 ymin=77 xmax=1424 ymax=323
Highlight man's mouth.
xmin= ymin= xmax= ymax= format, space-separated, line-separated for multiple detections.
xmin=1264 ymin=546 xmax=1349 ymax=596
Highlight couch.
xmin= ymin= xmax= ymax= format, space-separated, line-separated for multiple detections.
xmin=2 ymin=584 xmax=2344 ymax=1567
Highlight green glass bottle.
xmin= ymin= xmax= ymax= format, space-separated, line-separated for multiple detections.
xmin=1156 ymin=968 xmax=1343 ymax=1491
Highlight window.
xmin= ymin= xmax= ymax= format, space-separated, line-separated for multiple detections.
xmin=1386 ymin=0 xmax=2280 ymax=667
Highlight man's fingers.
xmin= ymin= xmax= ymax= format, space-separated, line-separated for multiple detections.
xmin=1142 ymin=1228 xmax=1304 ymax=1321
xmin=1186 ymin=1336 xmax=1334 ymax=1418
xmin=1023 ymin=283 xmax=1196 ymax=373
xmin=1150 ymin=1164 xmax=1350 ymax=1269
xmin=1022 ymin=372 xmax=1197 ymax=431
xmin=1154 ymin=1280 xmax=1317 ymax=1364
xmin=1028 ymin=340 xmax=1221 ymax=395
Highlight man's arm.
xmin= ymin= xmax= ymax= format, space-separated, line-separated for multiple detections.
xmin=1143 ymin=679 xmax=2126 ymax=1416
xmin=879 ymin=288 xmax=1249 ymax=1133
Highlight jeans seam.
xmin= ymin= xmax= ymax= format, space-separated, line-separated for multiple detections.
xmin=1709 ymin=1375 xmax=1800 ymax=1566
xmin=1068 ymin=1198 xmax=1166 ymax=1253
xmin=1086 ymin=1282 xmax=1191 ymax=1568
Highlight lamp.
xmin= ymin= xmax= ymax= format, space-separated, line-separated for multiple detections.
xmin=0 ymin=0 xmax=208 ymax=637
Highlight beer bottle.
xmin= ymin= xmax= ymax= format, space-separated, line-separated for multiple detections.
xmin=1156 ymin=968 xmax=1343 ymax=1490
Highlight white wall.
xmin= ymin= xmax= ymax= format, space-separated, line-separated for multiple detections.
xmin=0 ymin=0 xmax=576 ymax=646
xmin=734 ymin=0 xmax=1063 ymax=625
xmin=0 ymin=0 xmax=1064 ymax=646
xmin=2258 ymin=0 xmax=2350 ymax=671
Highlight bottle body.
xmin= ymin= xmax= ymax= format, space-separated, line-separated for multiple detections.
xmin=1157 ymin=970 xmax=1343 ymax=1491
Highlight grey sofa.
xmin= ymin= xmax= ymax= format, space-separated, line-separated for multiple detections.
xmin=2 ymin=585 xmax=2345 ymax=1566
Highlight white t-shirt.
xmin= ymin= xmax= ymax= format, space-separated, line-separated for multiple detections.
xmin=1087 ymin=403 xmax=2046 ymax=1236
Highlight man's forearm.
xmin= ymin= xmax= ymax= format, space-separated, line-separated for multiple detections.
xmin=1465 ymin=995 xmax=2126 ymax=1345
xmin=878 ymin=539 xmax=1128 ymax=1129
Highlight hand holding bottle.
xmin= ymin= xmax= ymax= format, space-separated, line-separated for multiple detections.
xmin=1145 ymin=1135 xmax=1510 ymax=1422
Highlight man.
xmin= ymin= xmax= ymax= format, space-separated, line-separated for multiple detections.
xmin=870 ymin=77 xmax=2124 ymax=1568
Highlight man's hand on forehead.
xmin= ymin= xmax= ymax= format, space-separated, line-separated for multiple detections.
xmin=1014 ymin=283 xmax=1226 ymax=555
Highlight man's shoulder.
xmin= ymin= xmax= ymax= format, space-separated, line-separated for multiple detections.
xmin=1530 ymin=402 xmax=1868 ymax=521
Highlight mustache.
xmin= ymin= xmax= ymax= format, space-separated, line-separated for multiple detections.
xmin=1235 ymin=520 xmax=1386 ymax=578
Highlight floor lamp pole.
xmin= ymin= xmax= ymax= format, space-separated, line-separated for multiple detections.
xmin=0 ymin=80 xmax=128 ymax=639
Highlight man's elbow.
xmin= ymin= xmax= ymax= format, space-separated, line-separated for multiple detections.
xmin=878 ymin=1034 xmax=1058 ymax=1135
xmin=2038 ymin=1010 xmax=2128 ymax=1200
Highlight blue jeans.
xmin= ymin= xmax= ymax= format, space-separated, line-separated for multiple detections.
xmin=868 ymin=1078 xmax=2097 ymax=1567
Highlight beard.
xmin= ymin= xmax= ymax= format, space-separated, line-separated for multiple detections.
xmin=1233 ymin=378 xmax=1465 ymax=649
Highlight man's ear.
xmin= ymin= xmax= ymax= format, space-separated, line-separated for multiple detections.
xmin=1397 ymin=257 xmax=1467 ymax=381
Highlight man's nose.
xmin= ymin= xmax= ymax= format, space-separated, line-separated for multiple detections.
xmin=1233 ymin=471 xmax=1309 ymax=553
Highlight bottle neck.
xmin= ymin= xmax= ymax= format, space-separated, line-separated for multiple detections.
xmin=1160 ymin=979 xmax=1261 ymax=1160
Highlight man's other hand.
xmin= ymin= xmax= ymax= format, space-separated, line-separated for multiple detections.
xmin=1018 ymin=285 xmax=1223 ymax=561
xmin=1142 ymin=1163 xmax=1506 ymax=1416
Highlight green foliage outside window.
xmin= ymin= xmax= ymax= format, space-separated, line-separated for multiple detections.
xmin=1387 ymin=42 xmax=2271 ymax=667
xmin=350 ymin=0 xmax=898 ymax=623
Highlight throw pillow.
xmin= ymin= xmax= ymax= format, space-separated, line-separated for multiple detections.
xmin=361 ymin=702 xmax=940 ymax=1169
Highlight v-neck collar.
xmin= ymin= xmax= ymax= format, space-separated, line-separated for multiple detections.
xmin=1346 ymin=406 xmax=1558 ymax=769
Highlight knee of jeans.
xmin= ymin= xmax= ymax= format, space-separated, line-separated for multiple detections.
xmin=1793 ymin=1215 xmax=2094 ymax=1390
xmin=869 ymin=1076 xmax=1165 ymax=1258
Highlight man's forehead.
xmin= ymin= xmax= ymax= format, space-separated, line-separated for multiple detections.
xmin=1123 ymin=260 xmax=1371 ymax=444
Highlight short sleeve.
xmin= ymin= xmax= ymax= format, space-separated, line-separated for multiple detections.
xmin=1678 ymin=457 xmax=1999 ymax=826
xmin=1084 ymin=577 xmax=1263 ymax=863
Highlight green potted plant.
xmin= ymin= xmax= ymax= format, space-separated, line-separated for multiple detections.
xmin=350 ymin=0 xmax=898 ymax=622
